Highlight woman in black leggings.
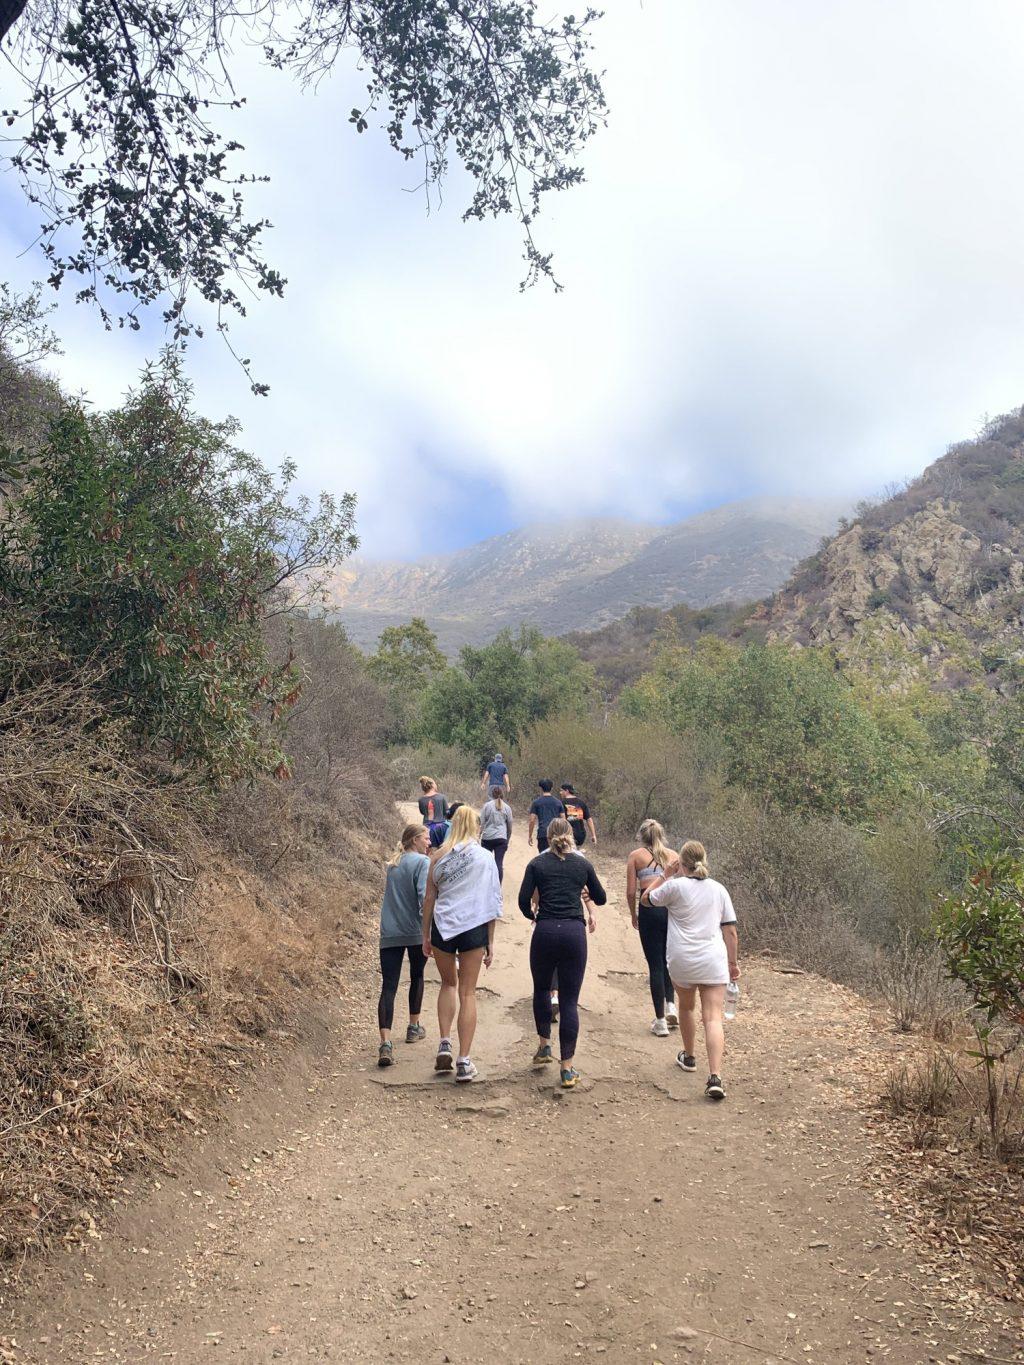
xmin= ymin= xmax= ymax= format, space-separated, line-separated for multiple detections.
xmin=626 ymin=819 xmax=679 ymax=1037
xmin=518 ymin=818 xmax=607 ymax=1090
xmin=377 ymin=822 xmax=431 ymax=1067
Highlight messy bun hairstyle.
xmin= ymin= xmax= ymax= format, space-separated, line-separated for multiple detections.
xmin=639 ymin=818 xmax=672 ymax=870
xmin=545 ymin=817 xmax=575 ymax=860
xmin=419 ymin=775 xmax=435 ymax=793
xmin=680 ymin=839 xmax=710 ymax=880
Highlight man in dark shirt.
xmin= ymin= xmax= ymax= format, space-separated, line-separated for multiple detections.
xmin=481 ymin=752 xmax=511 ymax=794
xmin=559 ymin=783 xmax=597 ymax=849
xmin=528 ymin=779 xmax=564 ymax=853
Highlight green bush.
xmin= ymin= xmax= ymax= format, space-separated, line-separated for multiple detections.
xmin=938 ymin=853 xmax=1024 ymax=1029
xmin=419 ymin=627 xmax=595 ymax=757
xmin=514 ymin=714 xmax=712 ymax=838
xmin=623 ymin=642 xmax=894 ymax=821
xmin=0 ymin=359 xmax=357 ymax=783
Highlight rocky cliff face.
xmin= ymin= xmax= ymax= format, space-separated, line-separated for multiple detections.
xmin=761 ymin=413 xmax=1024 ymax=689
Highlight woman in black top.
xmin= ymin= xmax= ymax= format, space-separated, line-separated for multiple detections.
xmin=518 ymin=818 xmax=607 ymax=1089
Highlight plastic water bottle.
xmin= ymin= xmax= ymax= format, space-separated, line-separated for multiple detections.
xmin=724 ymin=982 xmax=740 ymax=1020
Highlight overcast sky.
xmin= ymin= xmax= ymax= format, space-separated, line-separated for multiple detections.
xmin=5 ymin=0 xmax=1024 ymax=559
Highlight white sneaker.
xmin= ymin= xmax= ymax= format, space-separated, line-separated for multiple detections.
xmin=650 ymin=1018 xmax=670 ymax=1037
xmin=665 ymin=1003 xmax=679 ymax=1029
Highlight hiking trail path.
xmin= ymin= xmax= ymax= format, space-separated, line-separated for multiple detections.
xmin=4 ymin=804 xmax=1016 ymax=1364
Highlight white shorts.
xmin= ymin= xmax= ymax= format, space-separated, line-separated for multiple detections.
xmin=668 ymin=937 xmax=729 ymax=989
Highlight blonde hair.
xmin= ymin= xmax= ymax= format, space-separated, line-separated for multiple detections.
xmin=639 ymin=819 xmax=672 ymax=870
xmin=387 ymin=822 xmax=424 ymax=867
xmin=419 ymin=775 xmax=436 ymax=793
xmin=490 ymin=784 xmax=504 ymax=810
xmin=545 ymin=817 xmax=575 ymax=860
xmin=680 ymin=839 xmax=710 ymax=880
xmin=439 ymin=804 xmax=481 ymax=856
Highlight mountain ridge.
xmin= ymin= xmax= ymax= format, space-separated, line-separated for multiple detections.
xmin=327 ymin=495 xmax=850 ymax=654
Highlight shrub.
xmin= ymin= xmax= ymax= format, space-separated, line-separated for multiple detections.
xmin=0 ymin=358 xmax=357 ymax=783
xmin=938 ymin=852 xmax=1024 ymax=1029
xmin=514 ymin=714 xmax=713 ymax=839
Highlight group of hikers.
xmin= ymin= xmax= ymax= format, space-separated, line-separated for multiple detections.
xmin=377 ymin=757 xmax=740 ymax=1100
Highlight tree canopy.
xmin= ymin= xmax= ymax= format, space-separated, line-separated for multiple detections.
xmin=1 ymin=0 xmax=605 ymax=381
xmin=0 ymin=354 xmax=358 ymax=781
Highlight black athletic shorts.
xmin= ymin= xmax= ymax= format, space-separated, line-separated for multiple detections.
xmin=430 ymin=920 xmax=490 ymax=954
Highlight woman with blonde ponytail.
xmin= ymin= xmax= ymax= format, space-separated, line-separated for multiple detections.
xmin=640 ymin=840 xmax=739 ymax=1102
xmin=376 ymin=822 xmax=432 ymax=1068
xmin=626 ymin=819 xmax=680 ymax=1037
xmin=517 ymin=817 xmax=607 ymax=1090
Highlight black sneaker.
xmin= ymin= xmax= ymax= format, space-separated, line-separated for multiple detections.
xmin=676 ymin=1051 xmax=696 ymax=1072
xmin=705 ymin=1074 xmax=726 ymax=1101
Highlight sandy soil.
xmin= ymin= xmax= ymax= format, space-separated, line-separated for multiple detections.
xmin=3 ymin=808 xmax=1021 ymax=1364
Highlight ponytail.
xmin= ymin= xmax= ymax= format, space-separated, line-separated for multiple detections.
xmin=639 ymin=818 xmax=672 ymax=870
xmin=680 ymin=839 xmax=710 ymax=880
xmin=545 ymin=817 xmax=575 ymax=860
xmin=387 ymin=822 xmax=423 ymax=867
xmin=490 ymin=784 xmax=504 ymax=810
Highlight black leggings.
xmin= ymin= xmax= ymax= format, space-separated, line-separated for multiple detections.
xmin=637 ymin=904 xmax=673 ymax=1018
xmin=530 ymin=918 xmax=587 ymax=1061
xmin=378 ymin=945 xmax=427 ymax=1031
xmin=481 ymin=837 xmax=508 ymax=882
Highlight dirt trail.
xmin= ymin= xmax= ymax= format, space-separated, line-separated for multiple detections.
xmin=4 ymin=807 xmax=1018 ymax=1363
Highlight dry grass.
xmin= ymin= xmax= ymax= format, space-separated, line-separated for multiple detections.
xmin=0 ymin=672 xmax=385 ymax=1268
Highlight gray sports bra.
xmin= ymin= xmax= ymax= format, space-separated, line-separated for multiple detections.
xmin=636 ymin=857 xmax=660 ymax=884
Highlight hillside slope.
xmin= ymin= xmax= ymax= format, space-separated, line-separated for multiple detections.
xmin=759 ymin=410 xmax=1024 ymax=688
xmin=330 ymin=496 xmax=847 ymax=654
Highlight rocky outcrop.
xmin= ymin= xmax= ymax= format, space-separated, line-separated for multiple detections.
xmin=764 ymin=493 xmax=1024 ymax=689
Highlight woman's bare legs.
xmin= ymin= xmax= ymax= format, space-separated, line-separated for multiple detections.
xmin=676 ymin=985 xmax=698 ymax=1056
xmin=434 ymin=950 xmax=458 ymax=1041
xmin=699 ymin=984 xmax=727 ymax=1075
xmin=455 ymin=949 xmax=486 ymax=1058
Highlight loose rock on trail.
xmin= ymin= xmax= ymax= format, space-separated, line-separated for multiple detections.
xmin=3 ymin=809 xmax=1020 ymax=1362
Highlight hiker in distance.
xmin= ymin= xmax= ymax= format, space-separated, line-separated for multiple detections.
xmin=528 ymin=778 xmax=564 ymax=853
xmin=481 ymin=752 xmax=511 ymax=795
xmin=418 ymin=776 xmax=449 ymax=841
xmin=626 ymin=819 xmax=679 ymax=1037
xmin=640 ymin=840 xmax=739 ymax=1101
xmin=376 ymin=823 xmax=431 ymax=1068
xmin=518 ymin=817 xmax=607 ymax=1090
xmin=479 ymin=784 xmax=513 ymax=882
xmin=421 ymin=805 xmax=502 ymax=1083
xmin=559 ymin=782 xmax=597 ymax=849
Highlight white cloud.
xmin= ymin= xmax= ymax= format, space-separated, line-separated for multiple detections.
xmin=5 ymin=0 xmax=1024 ymax=557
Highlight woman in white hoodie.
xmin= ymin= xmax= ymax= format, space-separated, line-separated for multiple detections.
xmin=421 ymin=805 xmax=502 ymax=1084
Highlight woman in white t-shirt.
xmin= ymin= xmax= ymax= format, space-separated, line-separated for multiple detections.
xmin=641 ymin=840 xmax=739 ymax=1102
xmin=421 ymin=805 xmax=502 ymax=1084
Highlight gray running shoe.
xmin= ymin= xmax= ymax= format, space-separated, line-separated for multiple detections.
xmin=434 ymin=1040 xmax=454 ymax=1072
xmin=377 ymin=1041 xmax=394 ymax=1068
xmin=455 ymin=1059 xmax=478 ymax=1083
xmin=532 ymin=1043 xmax=554 ymax=1066
xmin=406 ymin=1023 xmax=426 ymax=1043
